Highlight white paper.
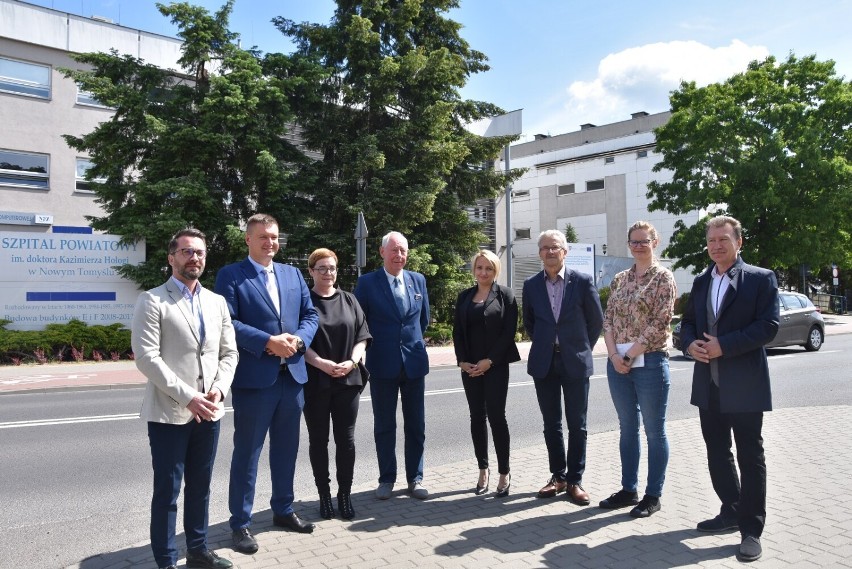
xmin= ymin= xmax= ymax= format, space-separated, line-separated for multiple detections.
xmin=616 ymin=342 xmax=645 ymax=368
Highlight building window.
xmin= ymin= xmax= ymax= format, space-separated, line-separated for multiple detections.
xmin=0 ymin=57 xmax=51 ymax=99
xmin=586 ymin=179 xmax=605 ymax=191
xmin=512 ymin=189 xmax=530 ymax=200
xmin=76 ymin=158 xmax=105 ymax=193
xmin=637 ymin=150 xmax=648 ymax=158
xmin=76 ymin=85 xmax=110 ymax=108
xmin=0 ymin=149 xmax=49 ymax=189
xmin=545 ymin=167 xmax=557 ymax=175
xmin=604 ymin=156 xmax=614 ymax=164
xmin=557 ymin=183 xmax=575 ymax=196
xmin=514 ymin=228 xmax=531 ymax=240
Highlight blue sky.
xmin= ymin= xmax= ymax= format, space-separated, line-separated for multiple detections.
xmin=27 ymin=0 xmax=852 ymax=142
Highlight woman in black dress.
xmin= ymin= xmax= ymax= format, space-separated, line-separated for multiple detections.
xmin=304 ymin=248 xmax=371 ymax=520
xmin=453 ymin=249 xmax=520 ymax=497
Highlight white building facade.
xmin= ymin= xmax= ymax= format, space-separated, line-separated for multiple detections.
xmin=493 ymin=111 xmax=701 ymax=296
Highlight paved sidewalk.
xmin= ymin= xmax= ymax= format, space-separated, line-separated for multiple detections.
xmin=65 ymin=405 xmax=852 ymax=568
xmin=3 ymin=314 xmax=849 ymax=568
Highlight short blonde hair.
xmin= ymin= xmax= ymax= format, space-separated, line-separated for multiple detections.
xmin=472 ymin=249 xmax=501 ymax=278
xmin=308 ymin=248 xmax=338 ymax=268
xmin=627 ymin=220 xmax=659 ymax=242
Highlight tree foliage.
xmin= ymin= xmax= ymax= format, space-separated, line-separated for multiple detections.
xmin=274 ymin=0 xmax=522 ymax=319
xmin=647 ymin=54 xmax=852 ymax=277
xmin=62 ymin=1 xmax=314 ymax=289
xmin=61 ymin=0 xmax=521 ymax=321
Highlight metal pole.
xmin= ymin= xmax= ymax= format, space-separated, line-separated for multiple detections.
xmin=504 ymin=144 xmax=513 ymax=290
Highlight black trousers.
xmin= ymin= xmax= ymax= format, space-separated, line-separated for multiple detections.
xmin=303 ymin=381 xmax=361 ymax=494
xmin=699 ymin=382 xmax=766 ymax=537
xmin=461 ymin=363 xmax=511 ymax=475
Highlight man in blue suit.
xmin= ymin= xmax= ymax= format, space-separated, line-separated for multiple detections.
xmin=523 ymin=229 xmax=603 ymax=506
xmin=354 ymin=231 xmax=431 ymax=500
xmin=214 ymin=214 xmax=319 ymax=554
xmin=680 ymin=216 xmax=779 ymax=563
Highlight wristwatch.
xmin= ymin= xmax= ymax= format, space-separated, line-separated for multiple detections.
xmin=295 ymin=337 xmax=306 ymax=354
xmin=623 ymin=354 xmax=633 ymax=364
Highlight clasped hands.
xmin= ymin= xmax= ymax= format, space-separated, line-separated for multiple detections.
xmin=319 ymin=357 xmax=356 ymax=378
xmin=688 ymin=333 xmax=723 ymax=363
xmin=265 ymin=333 xmax=301 ymax=358
xmin=460 ymin=358 xmax=492 ymax=377
xmin=186 ymin=388 xmax=223 ymax=423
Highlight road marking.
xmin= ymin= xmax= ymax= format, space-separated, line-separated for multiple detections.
xmin=0 ymin=409 xmax=232 ymax=430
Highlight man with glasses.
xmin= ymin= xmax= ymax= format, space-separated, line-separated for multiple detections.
xmin=214 ymin=214 xmax=319 ymax=554
xmin=354 ymin=231 xmax=431 ymax=500
xmin=522 ymin=229 xmax=603 ymax=506
xmin=132 ymin=228 xmax=238 ymax=569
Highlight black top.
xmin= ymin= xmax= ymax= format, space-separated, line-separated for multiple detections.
xmin=453 ymin=283 xmax=521 ymax=367
xmin=308 ymin=289 xmax=372 ymax=389
xmin=465 ymin=300 xmax=491 ymax=362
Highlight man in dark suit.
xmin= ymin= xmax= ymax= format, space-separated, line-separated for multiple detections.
xmin=214 ymin=214 xmax=319 ymax=554
xmin=680 ymin=215 xmax=779 ymax=563
xmin=354 ymin=231 xmax=431 ymax=500
xmin=522 ymin=229 xmax=603 ymax=506
xmin=132 ymin=228 xmax=238 ymax=569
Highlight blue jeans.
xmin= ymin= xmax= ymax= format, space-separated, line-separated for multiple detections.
xmin=370 ymin=372 xmax=425 ymax=484
xmin=606 ymin=351 xmax=670 ymax=497
xmin=532 ymin=353 xmax=589 ymax=484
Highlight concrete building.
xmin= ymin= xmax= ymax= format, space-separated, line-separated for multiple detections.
xmin=0 ymin=0 xmax=183 ymax=233
xmin=493 ymin=111 xmax=701 ymax=296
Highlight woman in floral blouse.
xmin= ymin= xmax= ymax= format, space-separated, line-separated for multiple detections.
xmin=600 ymin=221 xmax=677 ymax=518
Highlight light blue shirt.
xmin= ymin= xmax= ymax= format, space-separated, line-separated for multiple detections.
xmin=170 ymin=276 xmax=205 ymax=345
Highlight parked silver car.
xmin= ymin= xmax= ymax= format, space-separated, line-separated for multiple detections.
xmin=672 ymin=291 xmax=825 ymax=354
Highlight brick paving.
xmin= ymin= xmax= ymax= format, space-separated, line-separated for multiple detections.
xmin=2 ymin=315 xmax=849 ymax=568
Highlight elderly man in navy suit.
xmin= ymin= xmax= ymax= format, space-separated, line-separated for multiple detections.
xmin=354 ymin=231 xmax=431 ymax=500
xmin=523 ymin=229 xmax=603 ymax=506
xmin=214 ymin=214 xmax=319 ymax=554
xmin=680 ymin=216 xmax=779 ymax=563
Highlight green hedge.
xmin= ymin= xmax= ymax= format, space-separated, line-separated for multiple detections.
xmin=0 ymin=319 xmax=132 ymax=365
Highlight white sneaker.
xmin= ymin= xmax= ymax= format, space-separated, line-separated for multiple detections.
xmin=408 ymin=481 xmax=429 ymax=500
xmin=375 ymin=482 xmax=394 ymax=500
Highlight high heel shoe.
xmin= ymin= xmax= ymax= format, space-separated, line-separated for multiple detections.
xmin=319 ymin=492 xmax=335 ymax=519
xmin=475 ymin=468 xmax=490 ymax=495
xmin=495 ymin=473 xmax=511 ymax=497
xmin=337 ymin=492 xmax=355 ymax=520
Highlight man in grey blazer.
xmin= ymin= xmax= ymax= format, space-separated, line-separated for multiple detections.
xmin=132 ymin=228 xmax=238 ymax=569
xmin=522 ymin=229 xmax=603 ymax=506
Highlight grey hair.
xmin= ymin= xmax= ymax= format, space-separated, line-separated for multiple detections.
xmin=537 ymin=229 xmax=568 ymax=251
xmin=381 ymin=231 xmax=408 ymax=248
xmin=706 ymin=215 xmax=742 ymax=240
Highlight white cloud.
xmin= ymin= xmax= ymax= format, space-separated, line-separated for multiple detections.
xmin=526 ymin=40 xmax=770 ymax=139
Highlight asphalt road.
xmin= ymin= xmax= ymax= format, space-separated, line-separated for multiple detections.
xmin=1 ymin=336 xmax=850 ymax=569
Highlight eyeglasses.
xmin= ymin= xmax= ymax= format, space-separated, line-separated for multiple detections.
xmin=539 ymin=246 xmax=564 ymax=253
xmin=171 ymin=247 xmax=206 ymax=259
xmin=628 ymin=239 xmax=652 ymax=248
xmin=312 ymin=266 xmax=337 ymax=275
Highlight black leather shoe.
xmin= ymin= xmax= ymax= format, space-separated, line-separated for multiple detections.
xmin=495 ymin=473 xmax=511 ymax=498
xmin=319 ymin=492 xmax=335 ymax=519
xmin=475 ymin=468 xmax=490 ymax=495
xmin=737 ymin=535 xmax=762 ymax=562
xmin=696 ymin=514 xmax=738 ymax=533
xmin=273 ymin=512 xmax=315 ymax=534
xmin=599 ymin=489 xmax=639 ymax=509
xmin=338 ymin=492 xmax=355 ymax=520
xmin=232 ymin=527 xmax=259 ymax=554
xmin=629 ymin=495 xmax=661 ymax=518
xmin=186 ymin=549 xmax=233 ymax=569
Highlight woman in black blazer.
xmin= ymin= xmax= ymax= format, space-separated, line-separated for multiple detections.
xmin=453 ymin=249 xmax=521 ymax=497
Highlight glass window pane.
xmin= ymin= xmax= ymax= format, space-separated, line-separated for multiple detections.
xmin=0 ymin=149 xmax=50 ymax=189
xmin=0 ymin=57 xmax=50 ymax=99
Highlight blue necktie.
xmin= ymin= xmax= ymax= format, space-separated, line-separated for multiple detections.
xmin=393 ymin=276 xmax=407 ymax=316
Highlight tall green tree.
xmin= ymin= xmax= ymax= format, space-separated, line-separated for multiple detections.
xmin=275 ymin=0 xmax=521 ymax=319
xmin=647 ymin=54 xmax=852 ymax=281
xmin=62 ymin=1 xmax=315 ymax=289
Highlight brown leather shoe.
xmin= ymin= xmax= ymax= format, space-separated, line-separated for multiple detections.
xmin=566 ymin=483 xmax=590 ymax=505
xmin=537 ymin=476 xmax=567 ymax=498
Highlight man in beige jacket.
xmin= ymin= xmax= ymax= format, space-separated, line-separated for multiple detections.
xmin=132 ymin=228 xmax=238 ymax=569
